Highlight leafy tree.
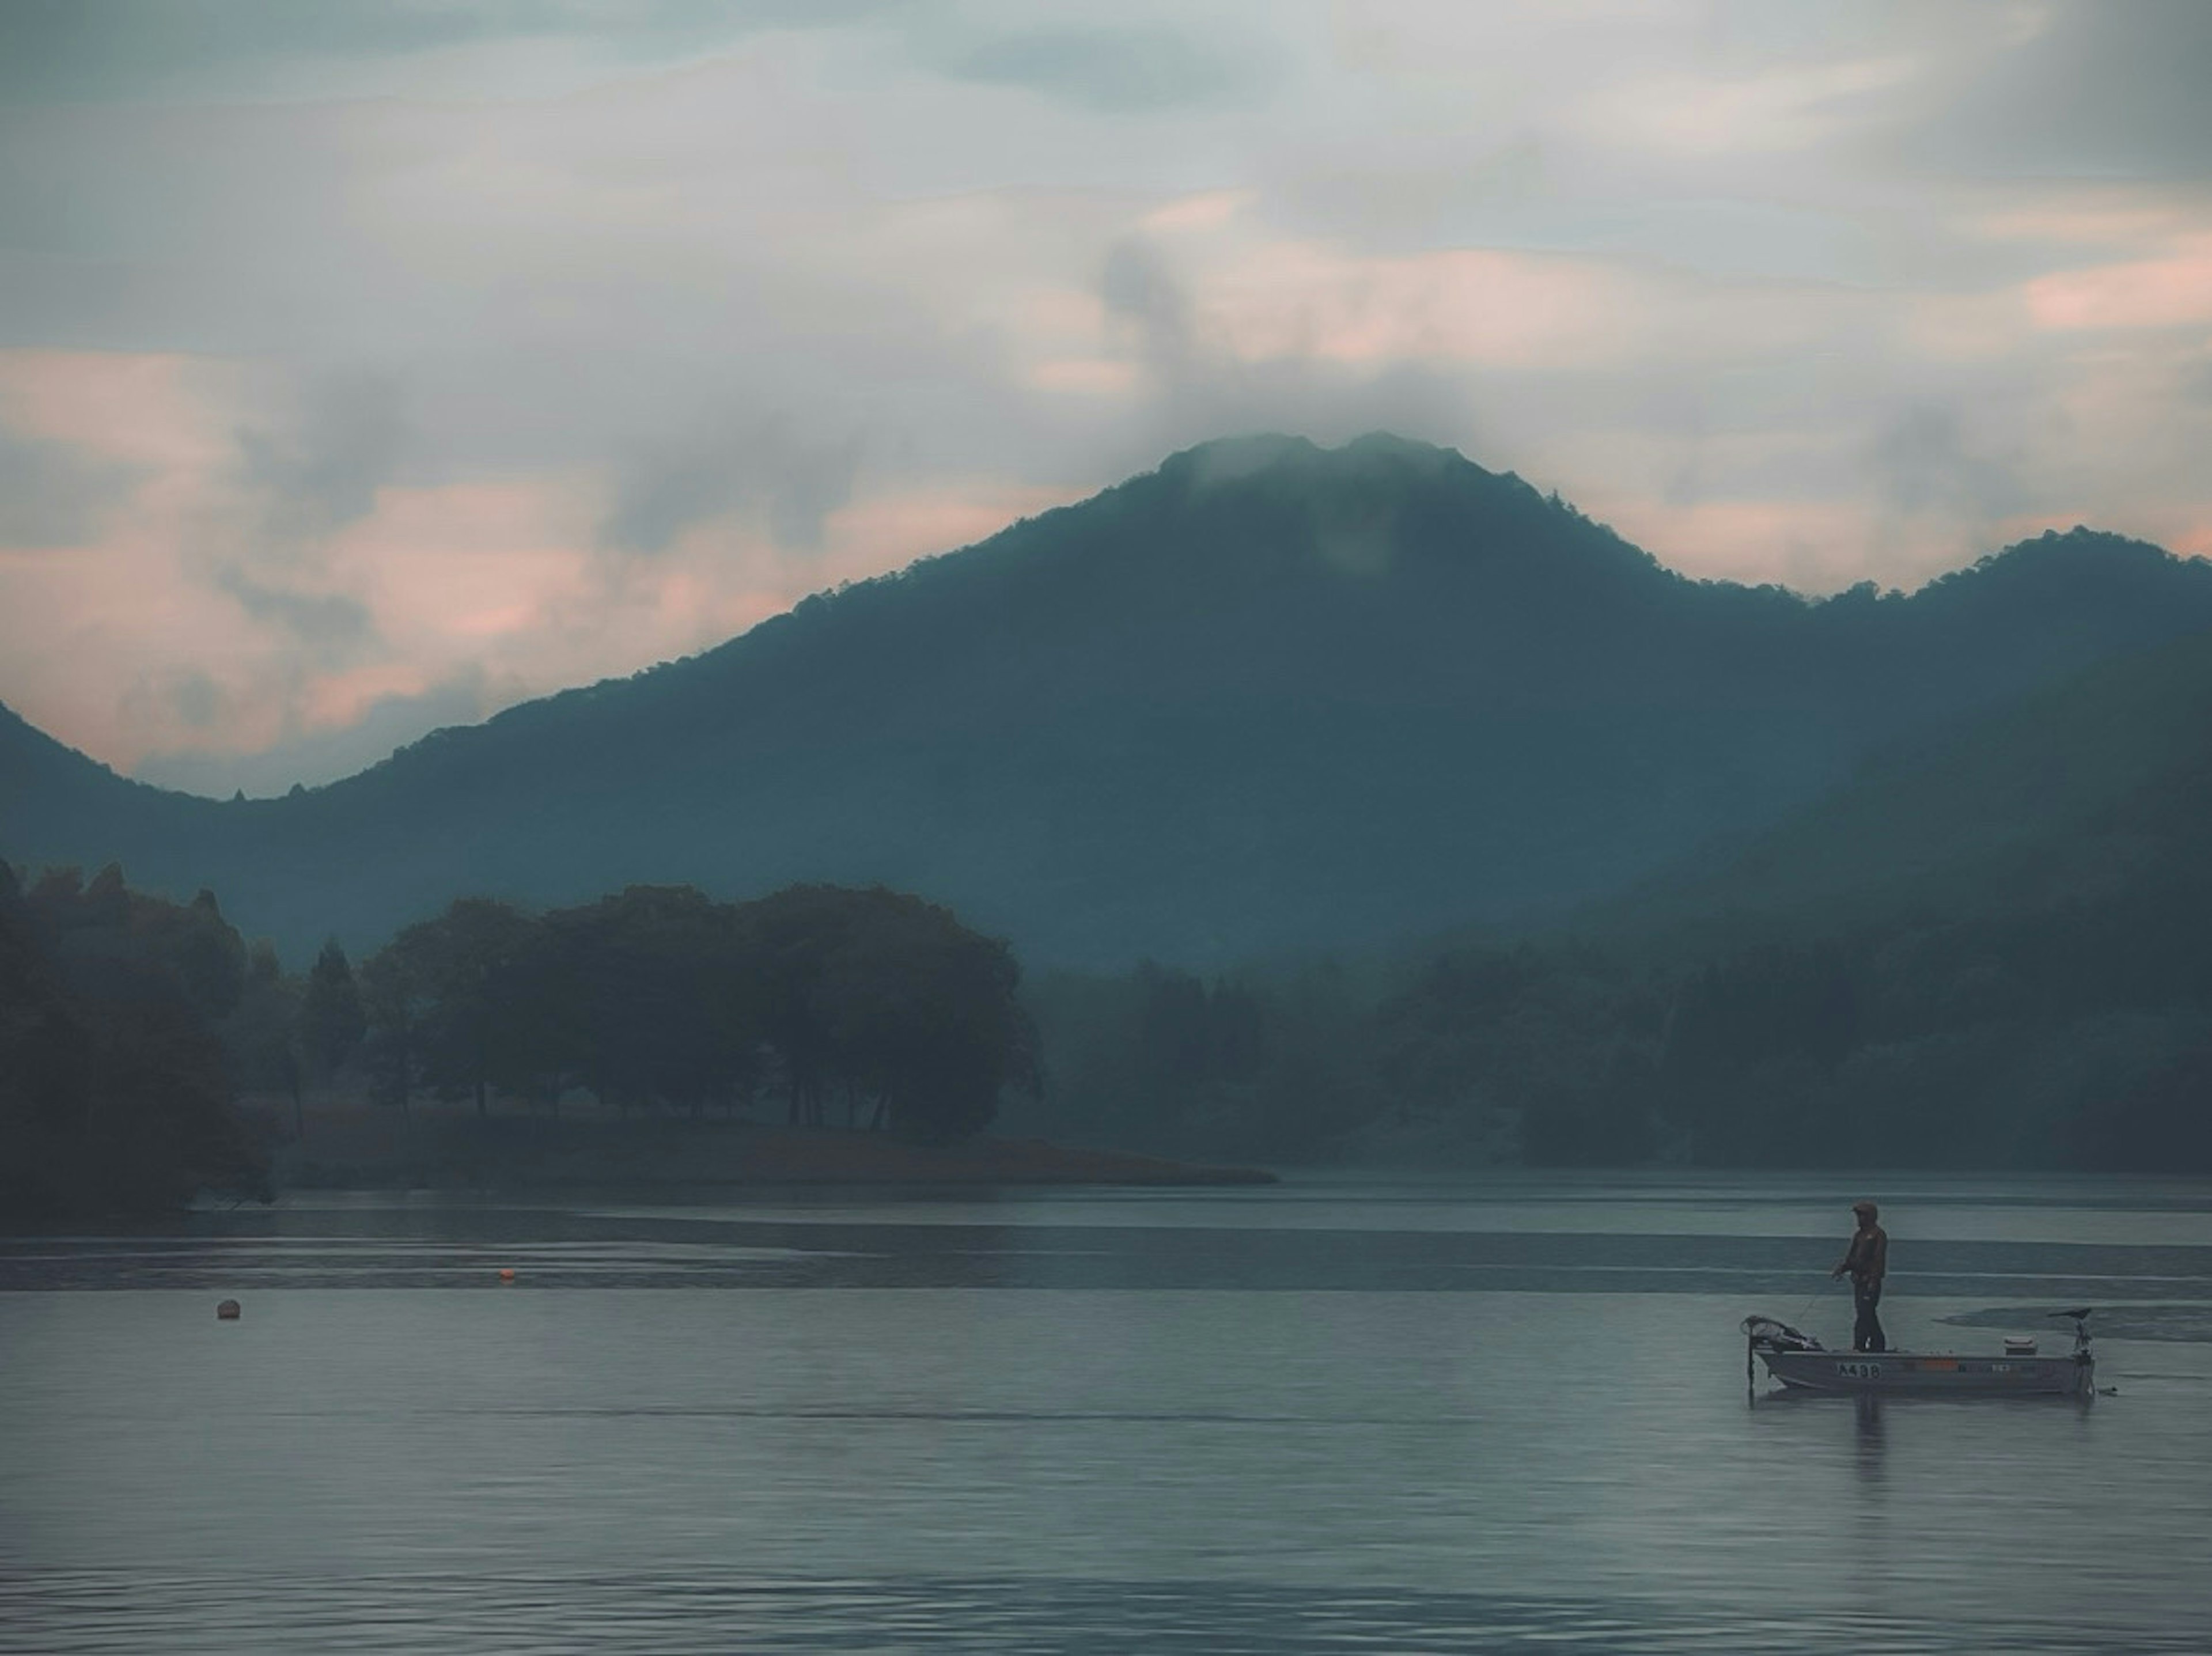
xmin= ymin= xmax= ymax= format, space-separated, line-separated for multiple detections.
xmin=810 ymin=886 xmax=1037 ymax=1143
xmin=543 ymin=885 xmax=757 ymax=1117
xmin=219 ymin=939 xmax=305 ymax=1139
xmin=729 ymin=884 xmax=1036 ymax=1140
xmin=1 ymin=859 xmax=268 ymax=1223
xmin=365 ymin=899 xmax=546 ymax=1116
xmin=301 ymin=940 xmax=366 ymax=1082
xmin=358 ymin=945 xmax=425 ymax=1112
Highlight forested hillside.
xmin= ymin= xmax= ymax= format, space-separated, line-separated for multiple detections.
xmin=1018 ymin=626 xmax=2212 ymax=1172
xmin=8 ymin=435 xmax=2212 ymax=968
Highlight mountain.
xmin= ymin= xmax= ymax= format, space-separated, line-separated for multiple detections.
xmin=7 ymin=432 xmax=2212 ymax=967
xmin=1018 ymin=624 xmax=2212 ymax=1174
xmin=1585 ymin=619 xmax=2212 ymax=949
xmin=1541 ymin=623 xmax=2212 ymax=1169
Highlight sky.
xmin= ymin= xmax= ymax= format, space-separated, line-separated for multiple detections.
xmin=3 ymin=1 xmax=2210 ymax=798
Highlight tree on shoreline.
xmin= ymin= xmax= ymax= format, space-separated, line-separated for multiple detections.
xmin=1 ymin=859 xmax=269 ymax=1223
xmin=301 ymin=940 xmax=366 ymax=1084
xmin=353 ymin=882 xmax=1036 ymax=1143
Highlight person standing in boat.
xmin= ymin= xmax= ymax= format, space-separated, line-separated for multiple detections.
xmin=1832 ymin=1200 xmax=1888 ymax=1352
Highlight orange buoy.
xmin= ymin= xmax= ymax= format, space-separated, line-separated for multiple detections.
xmin=216 ymin=1299 xmax=241 ymax=1320
xmin=497 ymin=1268 xmax=516 ymax=1282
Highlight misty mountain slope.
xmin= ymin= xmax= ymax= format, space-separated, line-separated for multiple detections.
xmin=7 ymin=433 xmax=2212 ymax=967
xmin=0 ymin=702 xmax=230 ymax=857
xmin=1586 ymin=622 xmax=2212 ymax=949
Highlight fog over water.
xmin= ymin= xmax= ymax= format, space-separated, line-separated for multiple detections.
xmin=4 ymin=1174 xmax=2210 ymax=1653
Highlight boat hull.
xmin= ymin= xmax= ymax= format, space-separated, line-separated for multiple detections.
xmin=1758 ymin=1349 xmax=2092 ymax=1397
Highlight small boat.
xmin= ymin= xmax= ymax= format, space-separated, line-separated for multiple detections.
xmin=1742 ymin=1308 xmax=2095 ymax=1398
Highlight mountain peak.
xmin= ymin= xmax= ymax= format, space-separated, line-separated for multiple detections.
xmin=1157 ymin=431 xmax=1315 ymax=482
xmin=1912 ymin=526 xmax=2207 ymax=614
xmin=1156 ymin=430 xmax=1479 ymax=489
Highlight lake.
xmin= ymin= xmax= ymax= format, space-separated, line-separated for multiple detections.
xmin=3 ymin=1172 xmax=2210 ymax=1653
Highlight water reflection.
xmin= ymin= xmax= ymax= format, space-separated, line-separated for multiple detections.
xmin=1852 ymin=1393 xmax=1885 ymax=1489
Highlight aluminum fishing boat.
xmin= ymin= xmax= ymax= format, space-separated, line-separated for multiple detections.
xmin=1742 ymin=1308 xmax=2095 ymax=1398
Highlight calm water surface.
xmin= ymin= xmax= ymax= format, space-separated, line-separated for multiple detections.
xmin=3 ymin=1172 xmax=2210 ymax=1653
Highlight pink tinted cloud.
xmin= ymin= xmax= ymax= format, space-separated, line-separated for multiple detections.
xmin=336 ymin=480 xmax=599 ymax=651
xmin=0 ymin=351 xmax=270 ymax=763
xmin=0 ymin=350 xmax=241 ymax=469
xmin=299 ymin=662 xmax=437 ymax=733
xmin=820 ymin=482 xmax=1079 ymax=576
xmin=2023 ymin=236 xmax=2212 ymax=330
xmin=0 ymin=334 xmax=1098 ymax=784
xmin=1569 ymin=494 xmax=1893 ymax=592
xmin=301 ymin=472 xmax=1082 ymax=755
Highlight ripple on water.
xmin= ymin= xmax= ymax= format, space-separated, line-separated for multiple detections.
xmin=0 ymin=1571 xmax=2192 ymax=1656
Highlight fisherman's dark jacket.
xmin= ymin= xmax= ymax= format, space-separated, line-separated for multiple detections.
xmin=1842 ymin=1225 xmax=1888 ymax=1285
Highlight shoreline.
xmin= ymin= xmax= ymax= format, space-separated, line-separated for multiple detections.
xmin=269 ymin=1111 xmax=1277 ymax=1191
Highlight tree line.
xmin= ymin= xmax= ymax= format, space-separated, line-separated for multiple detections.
xmin=1 ymin=863 xmax=1037 ymax=1222
xmin=1021 ymin=870 xmax=2212 ymax=1173
xmin=346 ymin=882 xmax=1037 ymax=1143
xmin=13 ymin=804 xmax=2207 ymax=1224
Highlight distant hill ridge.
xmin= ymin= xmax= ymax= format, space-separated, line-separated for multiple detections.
xmin=1584 ymin=617 xmax=2212 ymax=948
xmin=5 ymin=432 xmax=2212 ymax=966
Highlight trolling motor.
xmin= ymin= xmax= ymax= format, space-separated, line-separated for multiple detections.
xmin=1742 ymin=1314 xmax=1824 ymax=1400
xmin=1741 ymin=1314 xmax=1824 ymax=1353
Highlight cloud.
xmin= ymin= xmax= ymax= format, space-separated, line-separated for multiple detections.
xmin=1884 ymin=0 xmax=2212 ymax=183
xmin=168 ymin=669 xmax=225 ymax=731
xmin=603 ymin=420 xmax=863 ymax=555
xmin=236 ymin=372 xmax=408 ymax=538
xmin=2022 ymin=235 xmax=2212 ymax=331
xmin=1865 ymin=404 xmax=2025 ymax=521
xmin=0 ymin=0 xmax=907 ymax=104
xmin=948 ymin=26 xmax=1247 ymax=113
xmin=130 ymin=666 xmax=502 ymax=799
xmin=213 ymin=565 xmax=377 ymax=653
xmin=0 ymin=425 xmax=141 ymax=546
xmin=1100 ymin=236 xmax=1192 ymax=368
